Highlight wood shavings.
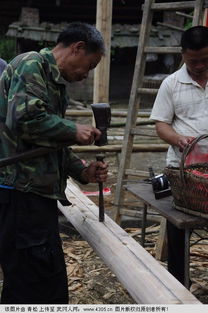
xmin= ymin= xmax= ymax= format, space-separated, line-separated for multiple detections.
xmin=64 ymin=246 xmax=75 ymax=254
xmin=67 ymin=252 xmax=82 ymax=261
xmin=69 ymin=283 xmax=82 ymax=291
xmin=66 ymin=263 xmax=78 ymax=276
xmin=69 ymin=277 xmax=83 ymax=283
xmin=103 ymin=291 xmax=116 ymax=300
xmin=89 ymin=267 xmax=107 ymax=274
xmin=83 ymin=248 xmax=93 ymax=259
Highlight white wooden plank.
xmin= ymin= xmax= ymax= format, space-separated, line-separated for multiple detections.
xmin=58 ymin=181 xmax=200 ymax=304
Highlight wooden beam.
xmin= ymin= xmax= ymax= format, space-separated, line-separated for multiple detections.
xmin=192 ymin=0 xmax=203 ymax=26
xmin=71 ymin=143 xmax=168 ymax=153
xmin=203 ymin=7 xmax=208 ymax=26
xmin=58 ymin=181 xmax=200 ymax=304
xmin=93 ymin=0 xmax=113 ymax=103
xmin=65 ymin=109 xmax=150 ymax=118
xmin=138 ymin=87 xmax=158 ymax=95
xmin=125 ymin=169 xmax=154 ymax=177
xmin=157 ymin=22 xmax=184 ymax=31
xmin=144 ymin=46 xmax=181 ymax=54
xmin=151 ymin=1 xmax=196 ymax=11
xmin=119 ymin=208 xmax=162 ymax=223
xmin=131 ymin=127 xmax=157 ymax=137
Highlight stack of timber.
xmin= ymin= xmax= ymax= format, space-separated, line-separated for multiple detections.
xmin=58 ymin=180 xmax=200 ymax=304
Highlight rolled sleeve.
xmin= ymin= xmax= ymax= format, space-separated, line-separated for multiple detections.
xmin=150 ymin=78 xmax=174 ymax=124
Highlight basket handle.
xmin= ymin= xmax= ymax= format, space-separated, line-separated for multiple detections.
xmin=180 ymin=134 xmax=208 ymax=184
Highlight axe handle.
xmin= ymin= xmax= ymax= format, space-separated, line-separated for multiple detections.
xmin=98 ymin=181 xmax=104 ymax=222
xmin=96 ymin=154 xmax=105 ymax=222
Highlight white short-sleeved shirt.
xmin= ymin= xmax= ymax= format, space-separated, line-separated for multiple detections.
xmin=150 ymin=64 xmax=208 ymax=166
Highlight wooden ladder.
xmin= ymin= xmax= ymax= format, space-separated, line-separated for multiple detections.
xmin=114 ymin=0 xmax=204 ymax=223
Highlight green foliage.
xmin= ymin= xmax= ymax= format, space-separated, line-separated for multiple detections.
xmin=184 ymin=11 xmax=193 ymax=30
xmin=184 ymin=19 xmax=193 ymax=30
xmin=0 ymin=37 xmax=16 ymax=62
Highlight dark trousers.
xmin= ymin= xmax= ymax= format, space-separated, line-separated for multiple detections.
xmin=0 ymin=189 xmax=68 ymax=304
xmin=167 ymin=221 xmax=186 ymax=285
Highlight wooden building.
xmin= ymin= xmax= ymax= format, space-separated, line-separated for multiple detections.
xmin=1 ymin=0 xmax=189 ymax=104
xmin=1 ymin=0 xmax=145 ymax=34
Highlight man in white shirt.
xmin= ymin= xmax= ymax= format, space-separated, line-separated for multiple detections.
xmin=150 ymin=26 xmax=208 ymax=286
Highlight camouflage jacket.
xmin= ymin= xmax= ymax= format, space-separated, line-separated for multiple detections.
xmin=0 ymin=48 xmax=86 ymax=200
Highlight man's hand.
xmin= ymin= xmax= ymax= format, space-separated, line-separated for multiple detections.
xmin=155 ymin=122 xmax=195 ymax=151
xmin=76 ymin=124 xmax=101 ymax=145
xmin=81 ymin=161 xmax=108 ymax=183
xmin=177 ymin=135 xmax=195 ymax=152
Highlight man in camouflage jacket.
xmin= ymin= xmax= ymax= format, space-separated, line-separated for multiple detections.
xmin=0 ymin=58 xmax=7 ymax=76
xmin=0 ymin=22 xmax=108 ymax=304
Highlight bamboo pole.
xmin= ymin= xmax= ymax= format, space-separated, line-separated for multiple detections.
xmin=93 ymin=0 xmax=113 ymax=103
xmin=71 ymin=143 xmax=168 ymax=153
xmin=65 ymin=109 xmax=150 ymax=118
xmin=110 ymin=119 xmax=154 ymax=127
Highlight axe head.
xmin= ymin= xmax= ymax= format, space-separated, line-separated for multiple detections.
xmin=91 ymin=103 xmax=111 ymax=146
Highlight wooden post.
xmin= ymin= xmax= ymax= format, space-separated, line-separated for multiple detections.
xmin=203 ymin=0 xmax=208 ymax=27
xmin=93 ymin=0 xmax=113 ymax=103
xmin=203 ymin=8 xmax=208 ymax=26
xmin=155 ymin=217 xmax=168 ymax=261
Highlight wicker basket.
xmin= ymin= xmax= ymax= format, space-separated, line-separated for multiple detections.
xmin=164 ymin=134 xmax=208 ymax=219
